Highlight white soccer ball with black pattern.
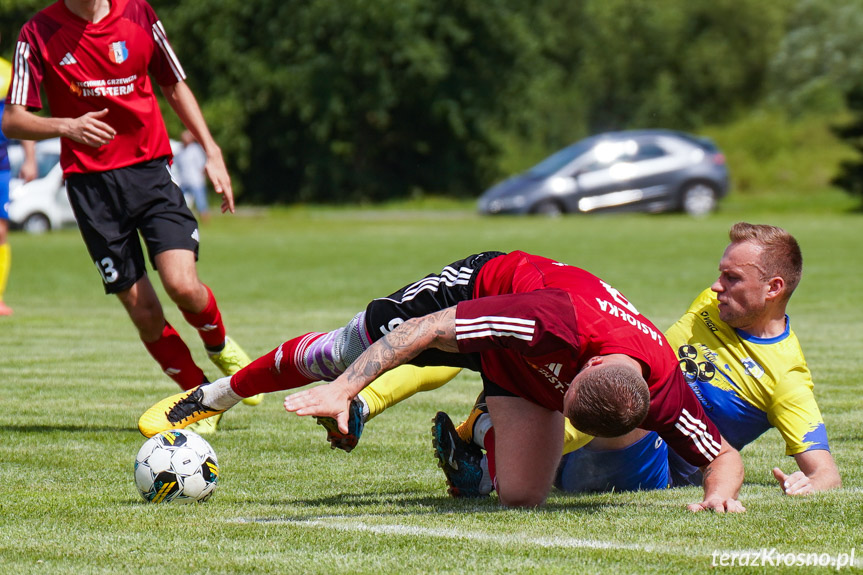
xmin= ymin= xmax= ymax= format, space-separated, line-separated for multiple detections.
xmin=134 ymin=429 xmax=219 ymax=503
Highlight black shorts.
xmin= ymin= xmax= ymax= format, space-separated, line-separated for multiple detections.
xmin=66 ymin=158 xmax=199 ymax=294
xmin=364 ymin=251 xmax=504 ymax=371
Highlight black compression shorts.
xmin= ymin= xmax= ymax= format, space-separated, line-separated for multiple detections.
xmin=363 ymin=251 xmax=504 ymax=371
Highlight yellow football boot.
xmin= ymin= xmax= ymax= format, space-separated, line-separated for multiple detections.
xmin=138 ymin=386 xmax=225 ymax=438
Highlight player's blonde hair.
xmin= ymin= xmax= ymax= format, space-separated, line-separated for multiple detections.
xmin=729 ymin=222 xmax=803 ymax=300
xmin=564 ymin=364 xmax=649 ymax=438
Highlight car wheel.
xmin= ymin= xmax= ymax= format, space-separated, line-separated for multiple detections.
xmin=680 ymin=183 xmax=717 ymax=217
xmin=22 ymin=213 xmax=52 ymax=234
xmin=532 ymin=199 xmax=564 ymax=217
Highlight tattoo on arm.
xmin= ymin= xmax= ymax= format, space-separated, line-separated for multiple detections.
xmin=341 ymin=307 xmax=458 ymax=391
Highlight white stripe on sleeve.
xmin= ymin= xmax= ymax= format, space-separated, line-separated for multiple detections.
xmin=673 ymin=408 xmax=721 ymax=461
xmin=10 ymin=41 xmax=31 ymax=105
xmin=152 ymin=20 xmax=186 ymax=81
xmin=455 ymin=316 xmax=536 ymax=342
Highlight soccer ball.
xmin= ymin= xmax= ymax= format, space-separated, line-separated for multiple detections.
xmin=134 ymin=429 xmax=219 ymax=503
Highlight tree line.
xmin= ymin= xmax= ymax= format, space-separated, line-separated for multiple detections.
xmin=3 ymin=0 xmax=863 ymax=205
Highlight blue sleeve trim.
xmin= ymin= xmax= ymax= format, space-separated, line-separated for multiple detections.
xmin=799 ymin=422 xmax=830 ymax=452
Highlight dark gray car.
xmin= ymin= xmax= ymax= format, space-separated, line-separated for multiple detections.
xmin=478 ymin=130 xmax=729 ymax=216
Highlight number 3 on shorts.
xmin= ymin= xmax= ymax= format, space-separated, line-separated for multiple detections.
xmin=95 ymin=257 xmax=119 ymax=284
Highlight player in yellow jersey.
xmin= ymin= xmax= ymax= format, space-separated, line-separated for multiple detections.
xmin=0 ymin=39 xmax=37 ymax=316
xmin=659 ymin=222 xmax=840 ymax=495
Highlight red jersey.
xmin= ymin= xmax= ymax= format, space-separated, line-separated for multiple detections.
xmin=455 ymin=251 xmax=722 ymax=467
xmin=6 ymin=0 xmax=184 ymax=175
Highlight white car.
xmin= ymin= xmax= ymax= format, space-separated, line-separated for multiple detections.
xmin=7 ymin=138 xmax=76 ymax=234
xmin=7 ymin=138 xmax=183 ymax=234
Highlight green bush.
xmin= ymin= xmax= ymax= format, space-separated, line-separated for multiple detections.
xmin=702 ymin=110 xmax=854 ymax=196
xmin=830 ymin=88 xmax=863 ymax=208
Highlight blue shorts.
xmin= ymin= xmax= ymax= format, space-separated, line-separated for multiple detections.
xmin=555 ymin=430 xmax=671 ymax=493
xmin=667 ymin=446 xmax=703 ymax=487
xmin=0 ymin=169 xmax=10 ymax=220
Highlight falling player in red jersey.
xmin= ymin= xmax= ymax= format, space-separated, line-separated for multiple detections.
xmin=2 ymin=0 xmax=261 ymax=431
xmin=140 ymin=250 xmax=745 ymax=511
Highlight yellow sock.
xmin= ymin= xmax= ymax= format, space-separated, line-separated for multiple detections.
xmin=0 ymin=243 xmax=10 ymax=302
xmin=563 ymin=418 xmax=594 ymax=454
xmin=360 ymin=365 xmax=462 ymax=421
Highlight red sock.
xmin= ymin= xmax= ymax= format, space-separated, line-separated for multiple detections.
xmin=180 ymin=284 xmax=226 ymax=349
xmin=483 ymin=428 xmax=497 ymax=491
xmin=143 ymin=322 xmax=206 ymax=390
xmin=230 ymin=333 xmax=323 ymax=397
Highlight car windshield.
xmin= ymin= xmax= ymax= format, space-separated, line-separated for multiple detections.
xmin=674 ymin=131 xmax=719 ymax=152
xmin=8 ymin=145 xmax=60 ymax=179
xmin=36 ymin=153 xmax=59 ymax=178
xmin=526 ymin=139 xmax=595 ymax=178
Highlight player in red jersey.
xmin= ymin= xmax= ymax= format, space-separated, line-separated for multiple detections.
xmin=2 ymin=0 xmax=261 ymax=430
xmin=140 ymin=251 xmax=745 ymax=511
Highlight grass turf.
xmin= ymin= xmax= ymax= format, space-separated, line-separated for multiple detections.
xmin=1 ymin=201 xmax=860 ymax=573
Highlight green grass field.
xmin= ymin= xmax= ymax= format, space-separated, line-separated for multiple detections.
xmin=1 ymin=202 xmax=861 ymax=574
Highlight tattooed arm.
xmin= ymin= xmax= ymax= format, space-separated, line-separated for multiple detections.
xmin=284 ymin=307 xmax=458 ymax=432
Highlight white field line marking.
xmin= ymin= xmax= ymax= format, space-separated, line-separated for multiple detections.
xmin=231 ymin=517 xmax=651 ymax=552
xmin=231 ymin=517 xmax=860 ymax=565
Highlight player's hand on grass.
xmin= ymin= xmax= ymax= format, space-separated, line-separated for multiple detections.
xmin=687 ymin=497 xmax=746 ymax=513
xmin=284 ymin=384 xmax=352 ymax=433
xmin=772 ymin=467 xmax=813 ymax=496
xmin=65 ymin=108 xmax=116 ymax=147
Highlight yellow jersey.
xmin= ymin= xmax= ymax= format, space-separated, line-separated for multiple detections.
xmin=1 ymin=57 xmax=12 ymax=168
xmin=664 ymin=289 xmax=829 ymax=455
xmin=0 ymin=57 xmax=11 ymax=99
